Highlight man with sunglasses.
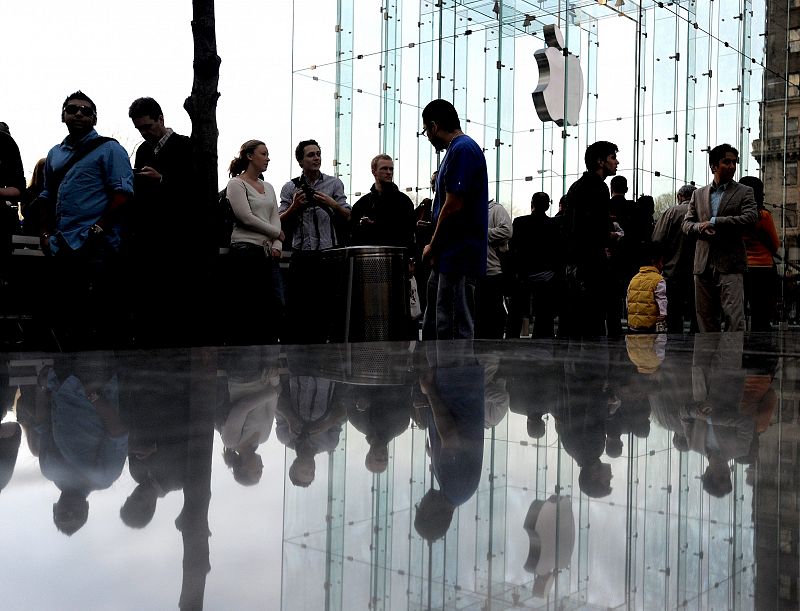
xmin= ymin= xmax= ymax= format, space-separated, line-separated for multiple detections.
xmin=419 ymin=99 xmax=488 ymax=340
xmin=38 ymin=91 xmax=134 ymax=350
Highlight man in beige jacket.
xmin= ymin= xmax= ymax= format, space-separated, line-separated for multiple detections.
xmin=682 ymin=144 xmax=757 ymax=332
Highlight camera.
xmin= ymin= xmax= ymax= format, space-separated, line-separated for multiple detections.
xmin=299 ymin=176 xmax=318 ymax=206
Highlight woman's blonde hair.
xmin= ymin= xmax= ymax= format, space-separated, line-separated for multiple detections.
xmin=228 ymin=139 xmax=265 ymax=177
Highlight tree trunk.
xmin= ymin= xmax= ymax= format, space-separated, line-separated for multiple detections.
xmin=184 ymin=0 xmax=220 ymax=259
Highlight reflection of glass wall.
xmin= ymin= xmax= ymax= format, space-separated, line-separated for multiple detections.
xmin=291 ymin=0 xmax=799 ymax=321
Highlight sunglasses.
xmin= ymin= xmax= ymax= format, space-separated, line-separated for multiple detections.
xmin=63 ymin=104 xmax=95 ymax=117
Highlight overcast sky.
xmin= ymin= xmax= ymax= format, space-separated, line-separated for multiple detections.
xmin=1 ymin=0 xmax=299 ymax=186
xmin=0 ymin=0 xmax=765 ymax=210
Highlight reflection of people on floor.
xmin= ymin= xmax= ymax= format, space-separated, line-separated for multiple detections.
xmin=216 ymin=346 xmax=279 ymax=486
xmin=507 ymin=347 xmax=559 ymax=439
xmin=276 ymin=361 xmax=348 ymax=488
xmin=0 ymin=359 xmax=22 ymax=493
xmin=605 ymin=340 xmax=656 ymax=457
xmin=35 ymin=355 xmax=127 ymax=535
xmin=479 ymin=352 xmax=509 ymax=429
xmin=648 ymin=335 xmax=697 ymax=450
xmin=118 ymin=352 xmax=192 ymax=528
xmin=685 ymin=333 xmax=751 ymax=497
xmin=347 ymin=385 xmax=412 ymax=473
xmin=414 ymin=341 xmax=485 ymax=541
xmin=624 ymin=333 xmax=666 ymax=375
xmin=554 ymin=342 xmax=613 ymax=498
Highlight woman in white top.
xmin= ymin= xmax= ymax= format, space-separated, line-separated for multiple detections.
xmin=226 ymin=140 xmax=285 ymax=344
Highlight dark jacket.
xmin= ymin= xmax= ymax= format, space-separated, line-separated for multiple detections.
xmin=510 ymin=212 xmax=560 ymax=277
xmin=563 ymin=171 xmax=611 ymax=271
xmin=350 ymin=183 xmax=415 ymax=252
xmin=130 ymin=132 xmax=201 ymax=259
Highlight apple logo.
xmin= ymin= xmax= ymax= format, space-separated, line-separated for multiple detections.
xmin=532 ymin=24 xmax=584 ymax=127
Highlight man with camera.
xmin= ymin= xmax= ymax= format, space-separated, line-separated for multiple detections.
xmin=279 ymin=139 xmax=351 ymax=343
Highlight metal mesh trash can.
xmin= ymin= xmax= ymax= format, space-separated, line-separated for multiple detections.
xmin=342 ymin=246 xmax=409 ymax=342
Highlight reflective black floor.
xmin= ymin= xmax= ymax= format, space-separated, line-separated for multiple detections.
xmin=1 ymin=333 xmax=798 ymax=610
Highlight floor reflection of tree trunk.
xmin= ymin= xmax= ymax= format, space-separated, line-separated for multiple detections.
xmin=179 ymin=348 xmax=217 ymax=611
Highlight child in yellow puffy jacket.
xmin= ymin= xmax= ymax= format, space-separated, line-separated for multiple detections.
xmin=626 ymin=243 xmax=667 ymax=333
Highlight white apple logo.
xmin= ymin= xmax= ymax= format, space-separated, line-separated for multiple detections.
xmin=532 ymin=24 xmax=584 ymax=127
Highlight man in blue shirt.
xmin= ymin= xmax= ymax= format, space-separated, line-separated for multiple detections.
xmin=39 ymin=91 xmax=134 ymax=350
xmin=420 ymin=99 xmax=488 ymax=339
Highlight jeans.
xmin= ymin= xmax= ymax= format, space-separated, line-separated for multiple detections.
xmin=422 ymin=270 xmax=476 ymax=340
xmin=49 ymin=235 xmax=121 ymax=351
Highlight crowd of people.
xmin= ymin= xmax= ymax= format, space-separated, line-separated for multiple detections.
xmin=0 ymin=93 xmax=781 ymax=351
xmin=492 ymin=141 xmax=779 ymax=340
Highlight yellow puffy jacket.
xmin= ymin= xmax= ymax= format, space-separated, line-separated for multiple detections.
xmin=627 ymin=266 xmax=663 ymax=330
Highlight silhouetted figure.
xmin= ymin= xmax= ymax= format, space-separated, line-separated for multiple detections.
xmin=562 ymin=141 xmax=619 ymax=339
xmin=414 ymin=341 xmax=485 ymax=541
xmin=607 ymin=176 xmax=635 ymax=337
xmin=507 ymin=192 xmax=559 ymax=338
xmin=507 ymin=346 xmax=558 ymax=439
xmin=420 ymin=100 xmax=489 ymax=340
xmin=554 ymin=342 xmax=614 ymax=498
xmin=20 ymin=158 xmax=46 ymax=236
xmin=279 ymin=139 xmax=351 ymax=344
xmin=127 ymin=97 xmax=207 ymax=347
xmin=224 ymin=140 xmax=285 ymax=345
xmin=38 ymin=91 xmax=134 ymax=350
xmin=686 ymin=334 xmax=750 ymax=498
xmin=0 ymin=359 xmax=21 ymax=494
xmin=37 ymin=354 xmax=127 ymax=535
xmin=347 ymin=385 xmax=412 ymax=473
xmin=216 ymin=346 xmax=279 ymax=485
xmin=119 ymin=351 xmax=193 ymax=528
xmin=0 ymin=128 xmax=24 ymax=281
xmin=652 ymin=184 xmax=698 ymax=333
xmin=475 ymin=199 xmax=512 ymax=338
xmin=739 ymin=176 xmax=780 ymax=331
xmin=276 ymin=348 xmax=348 ymax=487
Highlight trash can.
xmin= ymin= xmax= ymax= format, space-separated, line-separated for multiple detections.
xmin=341 ymin=246 xmax=409 ymax=342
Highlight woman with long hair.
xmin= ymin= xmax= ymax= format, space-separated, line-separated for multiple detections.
xmin=225 ymin=140 xmax=285 ymax=344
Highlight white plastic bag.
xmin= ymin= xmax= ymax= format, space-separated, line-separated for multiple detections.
xmin=409 ymin=277 xmax=422 ymax=320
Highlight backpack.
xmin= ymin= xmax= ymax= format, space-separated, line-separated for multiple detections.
xmin=217 ymin=188 xmax=236 ymax=248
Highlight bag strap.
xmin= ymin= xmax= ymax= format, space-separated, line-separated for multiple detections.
xmin=47 ymin=136 xmax=115 ymax=199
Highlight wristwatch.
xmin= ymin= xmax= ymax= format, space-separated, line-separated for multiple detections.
xmin=89 ymin=224 xmax=104 ymax=237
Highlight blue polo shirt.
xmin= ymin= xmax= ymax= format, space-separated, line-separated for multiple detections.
xmin=433 ymin=134 xmax=488 ymax=276
xmin=41 ymin=129 xmax=134 ymax=253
